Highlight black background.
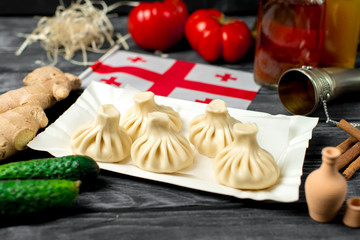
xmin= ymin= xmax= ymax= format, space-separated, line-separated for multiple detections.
xmin=0 ymin=0 xmax=260 ymax=16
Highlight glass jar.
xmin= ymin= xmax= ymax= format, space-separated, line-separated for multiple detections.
xmin=254 ymin=0 xmax=326 ymax=87
xmin=319 ymin=0 xmax=360 ymax=68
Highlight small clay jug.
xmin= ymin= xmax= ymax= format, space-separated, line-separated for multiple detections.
xmin=343 ymin=197 xmax=360 ymax=228
xmin=305 ymin=147 xmax=347 ymax=222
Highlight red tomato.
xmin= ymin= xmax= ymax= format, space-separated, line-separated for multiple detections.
xmin=185 ymin=9 xmax=252 ymax=62
xmin=128 ymin=0 xmax=188 ymax=51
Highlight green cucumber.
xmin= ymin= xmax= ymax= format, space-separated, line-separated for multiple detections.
xmin=0 ymin=155 xmax=100 ymax=181
xmin=0 ymin=179 xmax=80 ymax=215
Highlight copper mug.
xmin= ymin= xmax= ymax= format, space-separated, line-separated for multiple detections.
xmin=278 ymin=66 xmax=360 ymax=115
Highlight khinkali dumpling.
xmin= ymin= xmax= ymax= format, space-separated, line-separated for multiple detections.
xmin=131 ymin=112 xmax=193 ymax=173
xmin=121 ymin=91 xmax=182 ymax=141
xmin=214 ymin=123 xmax=280 ymax=190
xmin=189 ymin=99 xmax=241 ymax=158
xmin=71 ymin=104 xmax=132 ymax=163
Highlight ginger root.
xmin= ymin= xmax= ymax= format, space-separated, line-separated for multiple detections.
xmin=0 ymin=66 xmax=81 ymax=160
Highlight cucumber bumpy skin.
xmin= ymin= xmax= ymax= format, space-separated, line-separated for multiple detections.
xmin=0 ymin=155 xmax=100 ymax=181
xmin=0 ymin=179 xmax=80 ymax=216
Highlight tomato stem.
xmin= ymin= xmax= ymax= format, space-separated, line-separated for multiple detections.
xmin=212 ymin=14 xmax=236 ymax=25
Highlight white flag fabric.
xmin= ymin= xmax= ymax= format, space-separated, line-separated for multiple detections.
xmin=80 ymin=48 xmax=260 ymax=109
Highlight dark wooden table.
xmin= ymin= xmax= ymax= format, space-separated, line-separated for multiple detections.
xmin=1 ymin=15 xmax=360 ymax=239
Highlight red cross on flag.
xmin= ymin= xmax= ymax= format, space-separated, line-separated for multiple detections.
xmin=80 ymin=48 xmax=260 ymax=109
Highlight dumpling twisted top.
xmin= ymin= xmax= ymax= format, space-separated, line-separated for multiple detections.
xmin=121 ymin=91 xmax=182 ymax=141
xmin=189 ymin=99 xmax=241 ymax=158
xmin=131 ymin=112 xmax=193 ymax=173
xmin=71 ymin=104 xmax=132 ymax=163
xmin=214 ymin=123 xmax=280 ymax=190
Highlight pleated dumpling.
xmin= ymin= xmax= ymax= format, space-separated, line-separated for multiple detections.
xmin=189 ymin=99 xmax=241 ymax=158
xmin=71 ymin=104 xmax=132 ymax=163
xmin=120 ymin=91 xmax=182 ymax=141
xmin=214 ymin=123 xmax=280 ymax=190
xmin=131 ymin=112 xmax=193 ymax=173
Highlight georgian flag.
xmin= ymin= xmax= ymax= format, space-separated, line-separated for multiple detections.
xmin=80 ymin=48 xmax=260 ymax=109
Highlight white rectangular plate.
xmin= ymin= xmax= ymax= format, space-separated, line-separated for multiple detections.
xmin=28 ymin=82 xmax=318 ymax=202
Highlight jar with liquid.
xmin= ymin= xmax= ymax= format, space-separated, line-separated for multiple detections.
xmin=254 ymin=0 xmax=326 ymax=87
xmin=320 ymin=0 xmax=360 ymax=68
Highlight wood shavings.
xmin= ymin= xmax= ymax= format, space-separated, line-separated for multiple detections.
xmin=16 ymin=0 xmax=138 ymax=66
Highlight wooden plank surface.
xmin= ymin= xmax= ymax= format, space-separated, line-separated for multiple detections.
xmin=0 ymin=16 xmax=360 ymax=239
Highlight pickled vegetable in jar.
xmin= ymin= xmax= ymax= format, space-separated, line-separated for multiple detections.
xmin=254 ymin=0 xmax=326 ymax=87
